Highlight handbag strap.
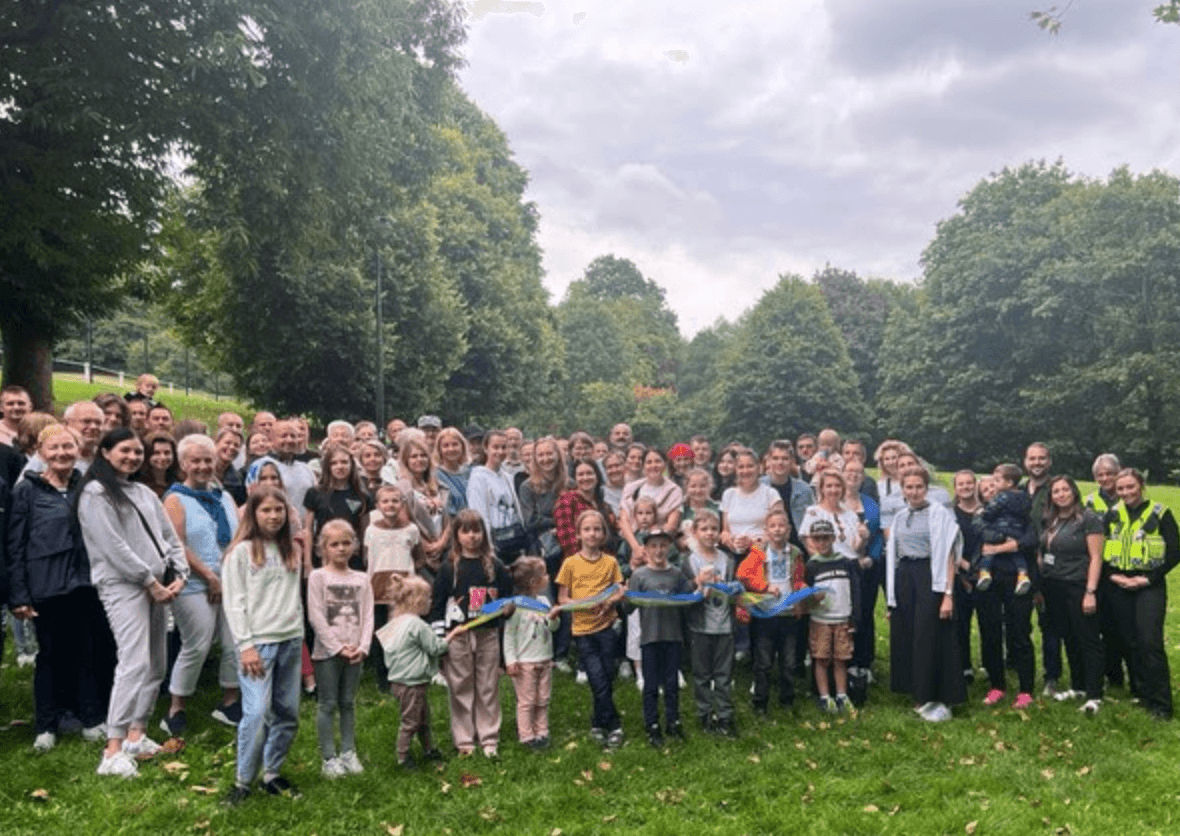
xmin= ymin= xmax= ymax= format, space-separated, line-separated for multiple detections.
xmin=130 ymin=500 xmax=167 ymax=560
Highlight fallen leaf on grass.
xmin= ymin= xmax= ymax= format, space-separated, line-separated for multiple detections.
xmin=460 ymin=773 xmax=482 ymax=789
xmin=747 ymin=754 xmax=760 ymax=764
xmin=581 ymin=770 xmax=594 ymax=782
xmin=564 ymin=741 xmax=579 ymax=751
xmin=959 ymin=757 xmax=977 ymax=766
xmin=1017 ymin=710 xmax=1030 ymax=722
xmin=965 ymin=821 xmax=977 ymax=834
xmin=597 ymin=761 xmax=612 ymax=771
xmin=655 ymin=788 xmax=686 ymax=805
xmin=440 ymin=781 xmax=452 ymax=794
xmin=889 ymin=805 xmax=900 ymax=816
xmin=382 ymin=823 xmax=404 ymax=836
xmin=863 ymin=804 xmax=879 ymax=813
xmin=30 ymin=788 xmax=49 ymax=802
xmin=883 ymin=732 xmax=897 ymax=742
xmin=794 ymin=740 xmax=806 ymax=750
xmin=193 ymin=819 xmax=210 ymax=831
xmin=817 ymin=721 xmax=830 ymax=730
xmin=602 ymin=815 xmax=617 ymax=823
xmin=805 ymin=759 xmax=818 ymax=770
xmin=190 ymin=786 xmax=218 ymax=795
xmin=549 ymin=829 xmax=563 ymax=836
xmin=162 ymin=761 xmax=187 ymax=774
xmin=1041 ymin=769 xmax=1055 ymax=780
xmin=478 ymin=806 xmax=500 ymax=822
xmin=1076 ymin=765 xmax=1092 ymax=777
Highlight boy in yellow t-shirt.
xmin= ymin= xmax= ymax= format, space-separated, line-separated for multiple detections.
xmin=552 ymin=510 xmax=624 ymax=748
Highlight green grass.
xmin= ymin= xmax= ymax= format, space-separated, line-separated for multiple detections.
xmin=2 ymin=476 xmax=1178 ymax=834
xmin=51 ymin=375 xmax=255 ymax=429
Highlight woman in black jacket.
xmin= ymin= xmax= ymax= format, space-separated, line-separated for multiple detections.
xmin=6 ymin=424 xmax=115 ymax=751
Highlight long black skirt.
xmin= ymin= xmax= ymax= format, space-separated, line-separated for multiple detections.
xmin=890 ymin=558 xmax=967 ymax=706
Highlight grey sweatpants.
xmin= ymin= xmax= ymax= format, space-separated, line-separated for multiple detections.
xmin=691 ymin=630 xmax=735 ymax=721
xmin=97 ymin=582 xmax=167 ymax=739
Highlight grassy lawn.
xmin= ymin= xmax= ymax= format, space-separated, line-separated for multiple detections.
xmin=51 ymin=376 xmax=255 ymax=429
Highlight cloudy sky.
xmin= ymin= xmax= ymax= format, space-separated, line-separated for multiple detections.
xmin=458 ymin=0 xmax=1180 ymax=336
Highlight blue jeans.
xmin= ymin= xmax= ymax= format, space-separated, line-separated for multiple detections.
xmin=576 ymin=628 xmax=619 ymax=731
xmin=236 ymin=637 xmax=301 ymax=785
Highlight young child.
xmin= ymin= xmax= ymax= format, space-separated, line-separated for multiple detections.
xmin=307 ymin=520 xmax=374 ymax=778
xmin=975 ymin=463 xmax=1033 ymax=595
xmin=628 ymin=529 xmax=694 ymax=747
xmin=503 ymin=557 xmax=559 ymax=749
xmin=365 ymin=485 xmax=423 ymax=610
xmin=378 ymin=575 xmax=456 ymax=768
xmin=682 ymin=509 xmax=737 ymax=736
xmin=221 ymin=486 xmax=306 ymax=805
xmin=737 ymin=509 xmax=806 ymax=715
xmin=803 ymin=519 xmax=861 ymax=712
xmin=624 ymin=496 xmax=659 ymax=686
xmin=552 ymin=510 xmax=625 ymax=749
xmin=677 ymin=467 xmax=719 ymax=555
xmin=429 ymin=510 xmax=513 ymax=757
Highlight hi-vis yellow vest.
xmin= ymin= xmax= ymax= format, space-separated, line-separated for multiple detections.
xmin=1103 ymin=501 xmax=1167 ymax=572
xmin=1084 ymin=491 xmax=1109 ymax=515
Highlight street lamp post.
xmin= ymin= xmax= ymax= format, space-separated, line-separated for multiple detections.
xmin=375 ymin=244 xmax=384 ymax=429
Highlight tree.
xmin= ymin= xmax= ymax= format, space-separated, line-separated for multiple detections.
xmin=0 ymin=0 xmax=242 ymax=407
xmin=717 ymin=274 xmax=871 ymax=450
xmin=878 ymin=162 xmax=1180 ymax=476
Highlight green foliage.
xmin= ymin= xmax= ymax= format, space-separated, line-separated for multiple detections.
xmin=717 ymin=274 xmax=871 ymax=450
xmin=879 ymin=162 xmax=1180 ymax=476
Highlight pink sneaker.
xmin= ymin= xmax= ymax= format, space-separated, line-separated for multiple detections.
xmin=1012 ymin=693 xmax=1034 ymax=710
xmin=982 ymin=689 xmax=1006 ymax=706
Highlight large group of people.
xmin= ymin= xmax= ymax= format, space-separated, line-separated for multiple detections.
xmin=1 ymin=374 xmax=1177 ymax=806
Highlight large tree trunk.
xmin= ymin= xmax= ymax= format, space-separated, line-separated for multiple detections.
xmin=1 ymin=319 xmax=54 ymax=412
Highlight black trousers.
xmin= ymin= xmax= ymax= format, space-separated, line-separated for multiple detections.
xmin=1042 ymin=577 xmax=1105 ymax=701
xmin=32 ymin=587 xmax=115 ymax=732
xmin=977 ymin=567 xmax=1034 ymax=694
xmin=751 ymin=616 xmax=796 ymax=708
xmin=1107 ymin=582 xmax=1172 ymax=718
xmin=889 ymin=558 xmax=966 ymax=706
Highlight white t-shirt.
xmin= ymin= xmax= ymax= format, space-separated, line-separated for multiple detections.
xmin=720 ymin=484 xmax=781 ymax=539
xmin=365 ymin=523 xmax=420 ymax=575
xmin=800 ymin=504 xmax=862 ymax=561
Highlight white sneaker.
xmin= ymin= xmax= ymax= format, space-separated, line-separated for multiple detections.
xmin=1053 ymin=689 xmax=1081 ymax=702
xmin=321 ymin=757 xmax=347 ymax=779
xmin=97 ymin=749 xmax=138 ymax=778
xmin=33 ymin=732 xmax=56 ymax=752
xmin=920 ymin=702 xmax=952 ymax=722
xmin=617 ymin=663 xmax=634 ymax=681
xmin=555 ymin=659 xmax=573 ymax=675
xmin=338 ymin=750 xmax=364 ymax=774
xmin=678 ymin=671 xmax=687 ymax=689
xmin=122 ymin=735 xmax=162 ymax=758
xmin=1080 ymin=699 xmax=1101 ymax=715
xmin=575 ymin=670 xmax=588 ymax=685
xmin=17 ymin=653 xmax=36 ymax=668
xmin=636 ymin=675 xmax=645 ymax=692
xmin=82 ymin=724 xmax=107 ymax=742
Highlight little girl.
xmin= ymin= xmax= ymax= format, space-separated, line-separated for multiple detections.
xmin=377 ymin=575 xmax=455 ymax=769
xmin=625 ymin=497 xmax=659 ymax=686
xmin=308 ymin=520 xmax=374 ymax=779
xmin=552 ymin=510 xmax=625 ymax=749
xmin=364 ymin=485 xmax=422 ymax=610
xmin=504 ymin=557 xmax=559 ymax=749
xmin=221 ymin=486 xmax=305 ymax=805
xmin=430 ymin=510 xmax=513 ymax=757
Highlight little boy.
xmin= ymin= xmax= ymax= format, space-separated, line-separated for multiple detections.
xmin=803 ymin=519 xmax=861 ymax=712
xmin=736 ymin=509 xmax=806 ymax=715
xmin=975 ymin=463 xmax=1033 ymax=595
xmin=682 ymin=510 xmax=737 ymax=736
xmin=627 ymin=529 xmax=693 ymax=747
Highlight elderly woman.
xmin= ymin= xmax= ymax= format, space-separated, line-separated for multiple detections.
xmin=78 ymin=427 xmax=188 ymax=778
xmin=159 ymin=435 xmax=241 ymax=736
xmin=885 ymin=465 xmax=965 ymax=722
xmin=1039 ymin=476 xmax=1105 ymax=714
xmin=6 ymin=425 xmax=115 ymax=751
xmin=1102 ymin=468 xmax=1179 ymax=721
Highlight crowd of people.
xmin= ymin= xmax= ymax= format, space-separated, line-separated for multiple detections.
xmin=0 ymin=373 xmax=1177 ymax=806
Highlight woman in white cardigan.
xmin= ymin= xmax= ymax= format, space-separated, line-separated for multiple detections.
xmin=886 ymin=465 xmax=966 ymax=722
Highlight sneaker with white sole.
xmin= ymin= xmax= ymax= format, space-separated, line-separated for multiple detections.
xmin=33 ymin=731 xmax=56 ymax=752
xmin=82 ymin=724 xmax=107 ymax=743
xmin=123 ymin=735 xmax=163 ymax=758
xmin=617 ymin=663 xmax=634 ymax=681
xmin=554 ymin=659 xmax=573 ymax=675
xmin=678 ymin=671 xmax=687 ymax=689
xmin=338 ymin=750 xmax=364 ymax=774
xmin=97 ymin=749 xmax=138 ymax=778
xmin=211 ymin=701 xmax=242 ymax=726
xmin=1053 ymin=689 xmax=1081 ymax=702
xmin=636 ymin=676 xmax=645 ymax=692
xmin=17 ymin=653 xmax=37 ymax=668
xmin=1080 ymin=699 xmax=1101 ymax=715
xmin=575 ymin=670 xmax=588 ymax=685
xmin=321 ymin=757 xmax=347 ymax=779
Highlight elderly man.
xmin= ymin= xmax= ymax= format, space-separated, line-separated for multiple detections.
xmin=609 ymin=422 xmax=633 ymax=452
xmin=64 ymin=401 xmax=105 ymax=473
xmin=265 ymin=420 xmax=316 ymax=510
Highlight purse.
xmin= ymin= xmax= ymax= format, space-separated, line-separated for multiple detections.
xmin=131 ymin=502 xmax=178 ymax=586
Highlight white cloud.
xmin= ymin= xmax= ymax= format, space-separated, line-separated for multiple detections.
xmin=459 ymin=0 xmax=1180 ymax=334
